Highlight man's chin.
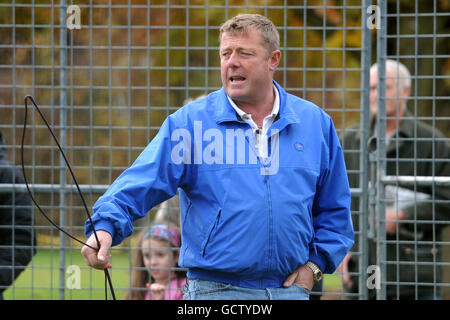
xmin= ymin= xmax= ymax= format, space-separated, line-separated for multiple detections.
xmin=226 ymin=90 xmax=248 ymax=102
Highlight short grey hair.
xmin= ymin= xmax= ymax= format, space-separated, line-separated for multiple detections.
xmin=219 ymin=14 xmax=280 ymax=57
xmin=370 ymin=59 xmax=411 ymax=91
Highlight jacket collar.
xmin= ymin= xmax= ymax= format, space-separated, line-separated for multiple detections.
xmin=0 ymin=130 xmax=7 ymax=161
xmin=385 ymin=109 xmax=415 ymax=154
xmin=369 ymin=109 xmax=415 ymax=138
xmin=394 ymin=109 xmax=415 ymax=139
xmin=363 ymin=109 xmax=415 ymax=153
xmin=213 ymin=80 xmax=300 ymax=133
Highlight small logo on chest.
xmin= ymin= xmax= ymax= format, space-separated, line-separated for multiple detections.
xmin=294 ymin=142 xmax=304 ymax=151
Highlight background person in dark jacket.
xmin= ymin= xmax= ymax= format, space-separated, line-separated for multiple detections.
xmin=0 ymin=130 xmax=35 ymax=299
xmin=340 ymin=60 xmax=450 ymax=299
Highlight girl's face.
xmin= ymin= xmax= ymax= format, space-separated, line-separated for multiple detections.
xmin=141 ymin=238 xmax=177 ymax=284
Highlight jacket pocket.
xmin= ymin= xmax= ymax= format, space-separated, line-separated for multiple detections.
xmin=201 ymin=208 xmax=222 ymax=257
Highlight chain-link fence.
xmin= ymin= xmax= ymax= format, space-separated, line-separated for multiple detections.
xmin=372 ymin=0 xmax=450 ymax=300
xmin=0 ymin=0 xmax=448 ymax=300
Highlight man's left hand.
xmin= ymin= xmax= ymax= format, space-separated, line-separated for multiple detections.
xmin=283 ymin=264 xmax=314 ymax=291
xmin=385 ymin=209 xmax=405 ymax=235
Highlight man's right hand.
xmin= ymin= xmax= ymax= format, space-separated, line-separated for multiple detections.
xmin=81 ymin=230 xmax=113 ymax=270
xmin=337 ymin=253 xmax=353 ymax=288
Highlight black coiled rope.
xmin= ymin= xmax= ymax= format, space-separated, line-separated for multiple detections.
xmin=21 ymin=95 xmax=116 ymax=300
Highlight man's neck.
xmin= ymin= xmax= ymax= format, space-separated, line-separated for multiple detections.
xmin=385 ymin=107 xmax=405 ymax=137
xmin=233 ymin=88 xmax=276 ymax=128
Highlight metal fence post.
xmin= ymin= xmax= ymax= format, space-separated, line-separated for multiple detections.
xmin=375 ymin=0 xmax=387 ymax=301
xmin=59 ymin=0 xmax=68 ymax=301
xmin=359 ymin=0 xmax=372 ymax=300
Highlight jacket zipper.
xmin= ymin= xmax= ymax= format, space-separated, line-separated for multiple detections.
xmin=264 ymin=167 xmax=273 ymax=287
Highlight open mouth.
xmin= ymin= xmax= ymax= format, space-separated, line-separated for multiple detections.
xmin=229 ymin=76 xmax=246 ymax=83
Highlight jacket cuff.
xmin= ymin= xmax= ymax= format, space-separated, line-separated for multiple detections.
xmin=308 ymin=250 xmax=327 ymax=273
xmin=86 ymin=220 xmax=115 ymax=241
xmin=401 ymin=205 xmax=413 ymax=220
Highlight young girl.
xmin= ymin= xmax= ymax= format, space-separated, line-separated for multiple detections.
xmin=126 ymin=224 xmax=186 ymax=300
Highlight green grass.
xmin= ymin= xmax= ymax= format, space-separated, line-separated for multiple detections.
xmin=324 ymin=273 xmax=343 ymax=291
xmin=3 ymin=248 xmax=133 ymax=300
xmin=4 ymin=248 xmax=343 ymax=300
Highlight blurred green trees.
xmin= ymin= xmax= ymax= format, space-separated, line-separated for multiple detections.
xmin=0 ymin=0 xmax=448 ymax=235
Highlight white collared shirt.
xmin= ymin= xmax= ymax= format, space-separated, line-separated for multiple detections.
xmin=227 ymin=85 xmax=279 ymax=158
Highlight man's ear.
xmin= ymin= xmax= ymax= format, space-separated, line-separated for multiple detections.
xmin=400 ymin=85 xmax=411 ymax=106
xmin=402 ymin=85 xmax=411 ymax=99
xmin=269 ymin=50 xmax=281 ymax=71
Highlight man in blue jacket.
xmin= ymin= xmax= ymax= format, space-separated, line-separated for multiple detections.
xmin=82 ymin=14 xmax=354 ymax=300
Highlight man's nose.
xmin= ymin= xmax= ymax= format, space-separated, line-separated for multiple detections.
xmin=370 ymin=87 xmax=377 ymax=97
xmin=227 ymin=51 xmax=240 ymax=68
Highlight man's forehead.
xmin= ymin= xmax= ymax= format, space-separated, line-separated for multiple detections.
xmin=220 ymin=30 xmax=263 ymax=48
xmin=369 ymin=70 xmax=399 ymax=83
xmin=370 ymin=69 xmax=400 ymax=78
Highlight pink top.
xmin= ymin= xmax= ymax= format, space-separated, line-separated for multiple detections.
xmin=145 ymin=277 xmax=187 ymax=300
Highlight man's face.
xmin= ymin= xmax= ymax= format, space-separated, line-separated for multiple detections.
xmin=370 ymin=70 xmax=410 ymax=117
xmin=220 ymin=29 xmax=280 ymax=105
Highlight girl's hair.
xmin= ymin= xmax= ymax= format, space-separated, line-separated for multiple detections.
xmin=125 ymin=224 xmax=185 ymax=300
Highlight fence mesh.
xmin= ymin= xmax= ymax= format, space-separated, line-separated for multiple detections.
xmin=0 ymin=0 xmax=448 ymax=300
xmin=372 ymin=0 xmax=450 ymax=300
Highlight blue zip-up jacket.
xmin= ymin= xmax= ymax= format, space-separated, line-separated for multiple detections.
xmin=86 ymin=81 xmax=354 ymax=289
